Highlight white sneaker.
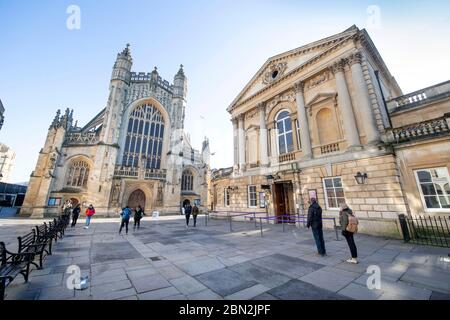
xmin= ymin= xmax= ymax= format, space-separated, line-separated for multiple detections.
xmin=346 ymin=258 xmax=358 ymax=264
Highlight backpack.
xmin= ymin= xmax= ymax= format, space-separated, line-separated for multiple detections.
xmin=122 ymin=208 xmax=131 ymax=220
xmin=346 ymin=212 xmax=359 ymax=233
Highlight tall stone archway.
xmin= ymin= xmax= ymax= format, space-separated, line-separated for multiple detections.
xmin=128 ymin=189 xmax=146 ymax=209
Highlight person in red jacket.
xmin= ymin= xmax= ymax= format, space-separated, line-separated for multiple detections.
xmin=84 ymin=204 xmax=95 ymax=229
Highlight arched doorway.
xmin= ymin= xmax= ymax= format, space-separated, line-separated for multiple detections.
xmin=128 ymin=189 xmax=146 ymax=209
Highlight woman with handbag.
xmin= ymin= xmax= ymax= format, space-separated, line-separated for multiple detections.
xmin=339 ymin=203 xmax=358 ymax=264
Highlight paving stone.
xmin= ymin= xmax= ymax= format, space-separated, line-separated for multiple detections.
xmin=138 ymin=286 xmax=181 ymax=300
xmin=225 ymin=284 xmax=270 ymax=300
xmin=95 ymin=288 xmax=137 ymax=300
xmin=177 ymin=256 xmax=225 ymax=276
xmin=195 ymin=268 xmax=258 ymax=296
xmin=170 ymin=275 xmax=207 ymax=295
xmin=252 ymin=293 xmax=279 ymax=300
xmin=299 ymin=267 xmax=360 ymax=292
xmin=401 ymin=267 xmax=450 ymax=293
xmin=250 ymin=254 xmax=323 ymax=278
xmin=188 ymin=289 xmax=223 ymax=300
xmin=430 ymin=291 xmax=450 ymax=300
xmin=229 ymin=262 xmax=291 ymax=289
xmin=157 ymin=265 xmax=186 ymax=280
xmin=91 ymin=279 xmax=133 ymax=296
xmin=130 ymin=274 xmax=171 ymax=294
xmin=28 ymin=273 xmax=64 ymax=289
xmin=268 ymin=279 xmax=348 ymax=300
xmin=338 ymin=283 xmax=382 ymax=300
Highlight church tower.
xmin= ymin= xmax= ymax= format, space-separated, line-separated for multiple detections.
xmin=21 ymin=109 xmax=73 ymax=217
xmin=91 ymin=44 xmax=133 ymax=213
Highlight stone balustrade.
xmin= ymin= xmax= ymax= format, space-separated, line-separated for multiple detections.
xmin=279 ymin=152 xmax=296 ymax=163
xmin=392 ymin=116 xmax=449 ymax=142
xmin=387 ymin=80 xmax=450 ymax=111
xmin=65 ymin=132 xmax=99 ymax=145
xmin=320 ymin=142 xmax=340 ymax=155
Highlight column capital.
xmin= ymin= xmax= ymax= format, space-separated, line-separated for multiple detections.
xmin=347 ymin=52 xmax=363 ymax=66
xmin=329 ymin=59 xmax=346 ymax=74
xmin=257 ymin=101 xmax=267 ymax=111
xmin=237 ymin=113 xmax=245 ymax=121
xmin=293 ymin=81 xmax=305 ymax=93
xmin=231 ymin=117 xmax=238 ymax=125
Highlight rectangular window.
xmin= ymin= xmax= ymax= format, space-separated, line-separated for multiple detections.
xmin=224 ymin=188 xmax=230 ymax=207
xmin=414 ymin=167 xmax=450 ymax=212
xmin=323 ymin=177 xmax=346 ymax=210
xmin=47 ymin=197 xmax=61 ymax=207
xmin=248 ymin=185 xmax=257 ymax=208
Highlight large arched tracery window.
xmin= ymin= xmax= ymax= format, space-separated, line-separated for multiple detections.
xmin=66 ymin=160 xmax=90 ymax=188
xmin=276 ymin=110 xmax=294 ymax=155
xmin=122 ymin=103 xmax=165 ymax=169
xmin=181 ymin=169 xmax=194 ymax=191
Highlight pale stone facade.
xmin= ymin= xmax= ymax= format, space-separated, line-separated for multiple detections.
xmin=210 ymin=25 xmax=450 ymax=238
xmin=0 ymin=143 xmax=16 ymax=183
xmin=21 ymin=45 xmax=210 ymax=217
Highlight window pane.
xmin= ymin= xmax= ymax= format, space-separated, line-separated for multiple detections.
xmin=277 ymin=121 xmax=284 ymax=133
xmin=278 ymin=136 xmax=286 ymax=154
xmin=435 ymin=184 xmax=444 ymax=195
xmin=417 ymin=170 xmax=432 ymax=183
xmin=421 ymin=183 xmax=436 ymax=196
xmin=286 ymin=133 xmax=294 ymax=152
xmin=439 ymin=196 xmax=450 ymax=208
xmin=284 ymin=119 xmax=292 ymax=131
xmin=328 ymin=197 xmax=337 ymax=208
xmin=335 ymin=188 xmax=345 ymax=198
xmin=333 ymin=178 xmax=342 ymax=187
xmin=424 ymin=196 xmax=440 ymax=208
xmin=435 ymin=168 xmax=448 ymax=178
xmin=324 ymin=179 xmax=333 ymax=188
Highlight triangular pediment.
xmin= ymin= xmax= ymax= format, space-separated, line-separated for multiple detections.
xmin=228 ymin=25 xmax=360 ymax=112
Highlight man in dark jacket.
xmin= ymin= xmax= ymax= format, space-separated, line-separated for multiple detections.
xmin=307 ymin=198 xmax=326 ymax=256
xmin=184 ymin=203 xmax=192 ymax=228
xmin=71 ymin=204 xmax=81 ymax=227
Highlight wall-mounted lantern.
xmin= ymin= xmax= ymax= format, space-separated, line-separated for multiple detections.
xmin=354 ymin=172 xmax=368 ymax=185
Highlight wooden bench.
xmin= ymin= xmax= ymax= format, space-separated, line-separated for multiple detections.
xmin=0 ymin=242 xmax=35 ymax=300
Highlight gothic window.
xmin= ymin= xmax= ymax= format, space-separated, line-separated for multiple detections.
xmin=122 ymin=103 xmax=165 ymax=169
xmin=181 ymin=169 xmax=194 ymax=191
xmin=276 ymin=110 xmax=294 ymax=155
xmin=66 ymin=160 xmax=90 ymax=188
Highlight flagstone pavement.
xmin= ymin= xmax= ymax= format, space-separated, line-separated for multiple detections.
xmin=1 ymin=215 xmax=449 ymax=300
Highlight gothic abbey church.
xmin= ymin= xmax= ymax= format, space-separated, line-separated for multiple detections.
xmin=21 ymin=45 xmax=210 ymax=217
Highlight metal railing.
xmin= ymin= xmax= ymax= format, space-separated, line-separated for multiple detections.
xmin=399 ymin=214 xmax=450 ymax=248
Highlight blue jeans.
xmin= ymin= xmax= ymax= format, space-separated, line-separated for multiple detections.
xmin=312 ymin=227 xmax=326 ymax=255
xmin=85 ymin=216 xmax=92 ymax=226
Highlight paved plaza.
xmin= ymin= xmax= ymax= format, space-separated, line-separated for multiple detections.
xmin=1 ymin=215 xmax=450 ymax=300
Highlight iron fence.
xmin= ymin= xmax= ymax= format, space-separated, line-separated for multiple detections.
xmin=399 ymin=214 xmax=450 ymax=248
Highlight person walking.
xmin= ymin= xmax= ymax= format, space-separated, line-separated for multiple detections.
xmin=71 ymin=203 xmax=81 ymax=227
xmin=119 ymin=206 xmax=132 ymax=235
xmin=192 ymin=204 xmax=199 ymax=227
xmin=307 ymin=198 xmax=326 ymax=256
xmin=184 ymin=203 xmax=192 ymax=228
xmin=84 ymin=204 xmax=95 ymax=229
xmin=339 ymin=203 xmax=359 ymax=264
xmin=134 ymin=205 xmax=144 ymax=231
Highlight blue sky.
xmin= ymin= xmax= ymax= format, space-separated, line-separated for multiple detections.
xmin=1 ymin=0 xmax=449 ymax=183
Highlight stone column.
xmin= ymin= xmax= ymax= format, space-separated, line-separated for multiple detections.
xmin=258 ymin=103 xmax=269 ymax=167
xmin=348 ymin=52 xmax=380 ymax=144
xmin=294 ymin=81 xmax=312 ymax=158
xmin=331 ymin=60 xmax=361 ymax=149
xmin=232 ymin=118 xmax=239 ymax=168
xmin=238 ymin=114 xmax=246 ymax=171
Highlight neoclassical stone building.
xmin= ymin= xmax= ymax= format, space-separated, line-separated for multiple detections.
xmin=210 ymin=25 xmax=450 ymax=237
xmin=21 ymin=45 xmax=210 ymax=217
